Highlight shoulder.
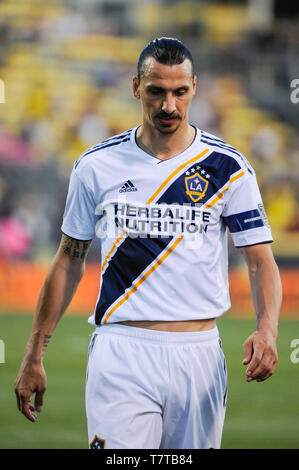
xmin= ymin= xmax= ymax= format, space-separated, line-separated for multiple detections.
xmin=200 ymin=129 xmax=255 ymax=175
xmin=73 ymin=128 xmax=134 ymax=173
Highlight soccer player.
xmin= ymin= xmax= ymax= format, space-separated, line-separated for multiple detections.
xmin=14 ymin=38 xmax=282 ymax=449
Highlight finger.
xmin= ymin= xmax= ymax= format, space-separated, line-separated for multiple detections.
xmin=242 ymin=339 xmax=253 ymax=365
xmin=256 ymin=372 xmax=273 ymax=382
xmin=246 ymin=348 xmax=264 ymax=378
xmin=248 ymin=359 xmax=276 ymax=382
xmin=18 ymin=390 xmax=37 ymax=422
xmin=248 ymin=349 xmax=278 ymax=381
xmin=34 ymin=390 xmax=45 ymax=413
xmin=21 ymin=400 xmax=37 ymax=422
xmin=15 ymin=390 xmax=21 ymax=412
xmin=247 ymin=354 xmax=270 ymax=380
xmin=19 ymin=391 xmax=30 ymax=414
xmin=255 ymin=358 xmax=278 ymax=382
xmin=247 ymin=365 xmax=269 ymax=381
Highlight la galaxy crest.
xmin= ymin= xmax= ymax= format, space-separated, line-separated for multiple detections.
xmin=185 ymin=172 xmax=209 ymax=202
xmin=89 ymin=435 xmax=106 ymax=449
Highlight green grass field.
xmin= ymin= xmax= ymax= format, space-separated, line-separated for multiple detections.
xmin=0 ymin=313 xmax=298 ymax=449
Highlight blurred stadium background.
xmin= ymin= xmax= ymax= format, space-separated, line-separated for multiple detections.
xmin=0 ymin=0 xmax=298 ymax=449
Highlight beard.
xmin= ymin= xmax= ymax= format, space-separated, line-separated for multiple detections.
xmin=153 ymin=112 xmax=182 ymax=134
xmin=156 ymin=125 xmax=180 ymax=135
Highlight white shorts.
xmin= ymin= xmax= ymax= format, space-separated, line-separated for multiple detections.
xmin=85 ymin=323 xmax=227 ymax=449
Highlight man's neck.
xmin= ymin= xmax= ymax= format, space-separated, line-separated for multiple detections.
xmin=136 ymin=122 xmax=196 ymax=161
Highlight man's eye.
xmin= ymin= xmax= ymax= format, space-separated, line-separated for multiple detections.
xmin=175 ymin=90 xmax=186 ymax=96
xmin=149 ymin=89 xmax=162 ymax=95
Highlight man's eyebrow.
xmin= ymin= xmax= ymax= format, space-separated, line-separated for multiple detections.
xmin=146 ymin=85 xmax=164 ymax=91
xmin=146 ymin=85 xmax=190 ymax=91
xmin=175 ymin=85 xmax=189 ymax=91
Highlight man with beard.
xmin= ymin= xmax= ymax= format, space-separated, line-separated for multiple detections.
xmin=15 ymin=37 xmax=281 ymax=449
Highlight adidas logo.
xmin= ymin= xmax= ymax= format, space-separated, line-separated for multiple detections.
xmin=119 ymin=180 xmax=138 ymax=193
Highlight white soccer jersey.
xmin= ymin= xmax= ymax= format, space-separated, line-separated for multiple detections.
xmin=61 ymin=126 xmax=273 ymax=325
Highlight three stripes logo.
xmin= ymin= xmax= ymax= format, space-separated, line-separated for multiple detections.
xmin=119 ymin=180 xmax=138 ymax=193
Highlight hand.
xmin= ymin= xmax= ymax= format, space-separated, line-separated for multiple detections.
xmin=14 ymin=357 xmax=47 ymax=422
xmin=242 ymin=330 xmax=278 ymax=382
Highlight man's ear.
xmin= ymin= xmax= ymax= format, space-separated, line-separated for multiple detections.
xmin=132 ymin=76 xmax=140 ymax=99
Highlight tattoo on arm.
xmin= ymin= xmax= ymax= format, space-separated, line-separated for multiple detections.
xmin=61 ymin=234 xmax=91 ymax=260
xmin=42 ymin=334 xmax=52 ymax=357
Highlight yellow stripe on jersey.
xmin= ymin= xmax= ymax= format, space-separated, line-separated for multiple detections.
xmin=101 ymin=231 xmax=126 ymax=272
xmin=103 ymin=235 xmax=183 ymax=324
xmin=205 ymin=170 xmax=245 ymax=209
xmin=146 ymin=148 xmax=210 ymax=204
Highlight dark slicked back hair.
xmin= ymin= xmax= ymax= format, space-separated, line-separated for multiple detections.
xmin=137 ymin=37 xmax=194 ymax=81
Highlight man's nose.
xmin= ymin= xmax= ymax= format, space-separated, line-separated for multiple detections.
xmin=161 ymin=93 xmax=176 ymax=114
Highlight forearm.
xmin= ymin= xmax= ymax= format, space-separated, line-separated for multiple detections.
xmin=248 ymin=254 xmax=282 ymax=338
xmin=15 ymin=234 xmax=91 ymax=422
xmin=26 ymin=261 xmax=83 ymax=362
xmin=25 ymin=259 xmax=84 ymax=362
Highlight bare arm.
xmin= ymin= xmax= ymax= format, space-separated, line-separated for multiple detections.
xmin=241 ymin=243 xmax=282 ymax=382
xmin=14 ymin=234 xmax=92 ymax=422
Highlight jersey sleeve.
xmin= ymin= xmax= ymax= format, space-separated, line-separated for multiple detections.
xmin=61 ymin=167 xmax=97 ymax=240
xmin=222 ymin=170 xmax=273 ymax=247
